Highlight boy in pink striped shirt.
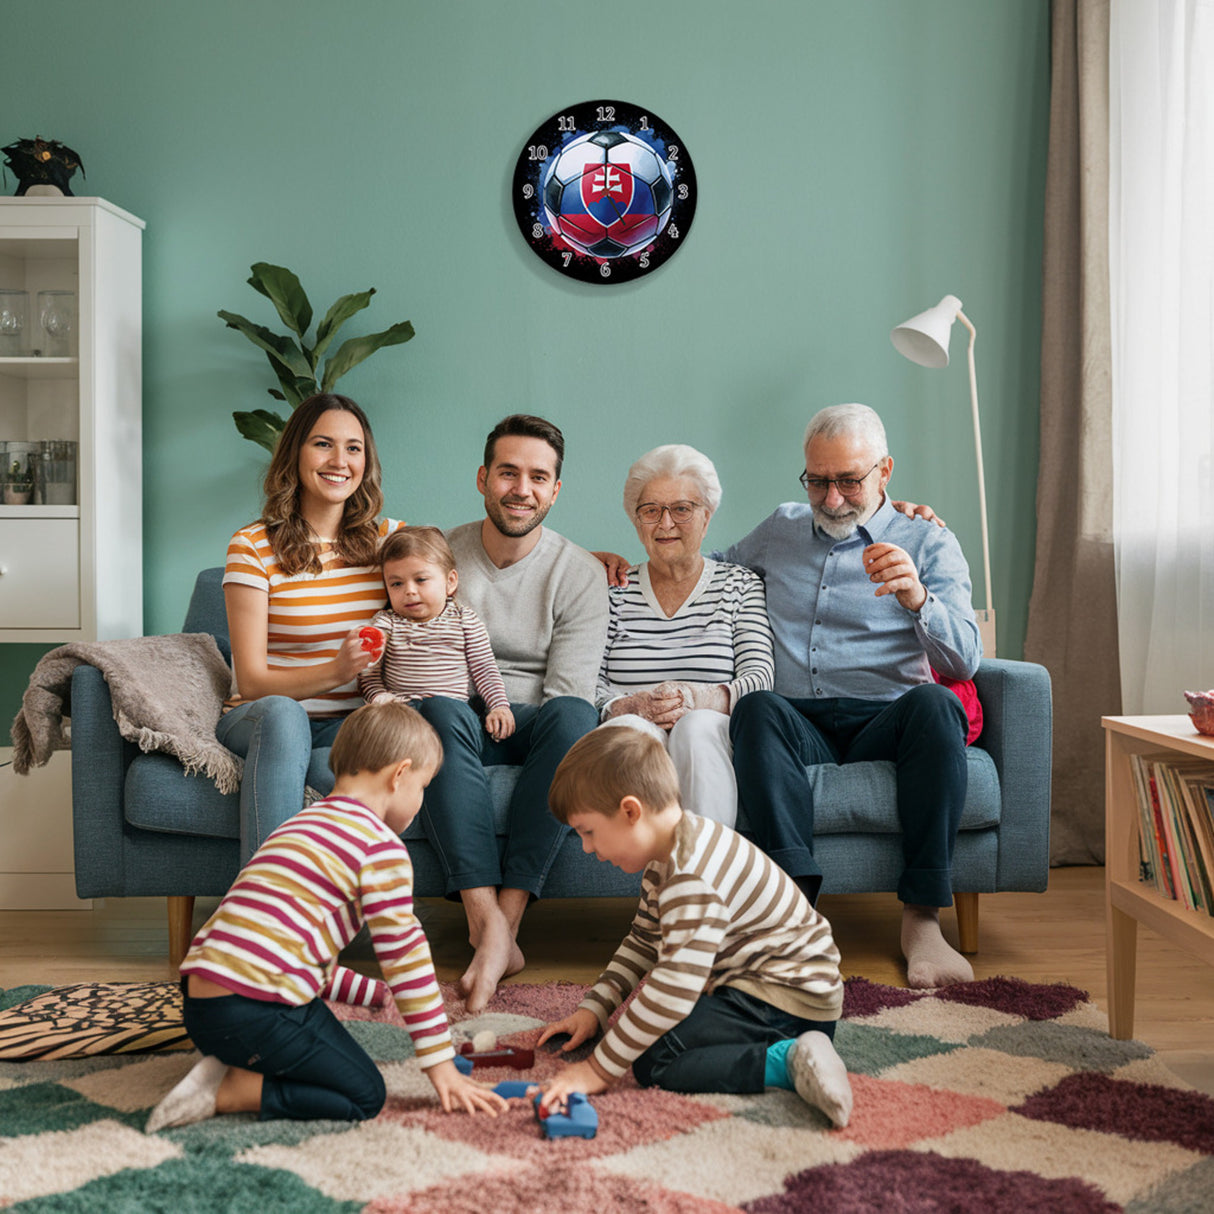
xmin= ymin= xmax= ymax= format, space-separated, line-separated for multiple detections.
xmin=146 ymin=702 xmax=505 ymax=1131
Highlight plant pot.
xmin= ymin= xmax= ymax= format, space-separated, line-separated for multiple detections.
xmin=3 ymin=488 xmax=32 ymax=505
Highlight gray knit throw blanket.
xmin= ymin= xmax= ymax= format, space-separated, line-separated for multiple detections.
xmin=10 ymin=633 xmax=241 ymax=794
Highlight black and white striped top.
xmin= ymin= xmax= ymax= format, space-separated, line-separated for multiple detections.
xmin=596 ymin=559 xmax=775 ymax=713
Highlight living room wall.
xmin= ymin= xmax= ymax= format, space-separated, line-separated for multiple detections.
xmin=1 ymin=0 xmax=1048 ymax=728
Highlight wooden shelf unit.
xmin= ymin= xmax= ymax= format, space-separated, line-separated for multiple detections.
xmin=1103 ymin=714 xmax=1214 ymax=1038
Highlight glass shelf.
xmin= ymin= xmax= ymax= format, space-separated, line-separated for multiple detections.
xmin=0 ymin=357 xmax=78 ymax=381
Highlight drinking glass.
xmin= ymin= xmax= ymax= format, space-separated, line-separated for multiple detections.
xmin=39 ymin=438 xmax=77 ymax=504
xmin=37 ymin=290 xmax=75 ymax=357
xmin=0 ymin=290 xmax=29 ymax=356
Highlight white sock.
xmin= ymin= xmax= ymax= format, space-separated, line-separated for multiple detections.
xmin=146 ymin=1055 xmax=228 ymax=1133
xmin=787 ymin=1030 xmax=853 ymax=1128
xmin=901 ymin=904 xmax=974 ymax=989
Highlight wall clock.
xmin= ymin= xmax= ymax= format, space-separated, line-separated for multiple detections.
xmin=512 ymin=100 xmax=696 ymax=285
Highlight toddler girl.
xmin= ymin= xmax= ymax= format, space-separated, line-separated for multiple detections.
xmin=359 ymin=526 xmax=515 ymax=740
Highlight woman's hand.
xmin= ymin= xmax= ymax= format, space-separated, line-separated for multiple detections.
xmin=334 ymin=625 xmax=383 ymax=684
xmin=605 ymin=688 xmax=686 ymax=730
xmin=653 ymin=681 xmax=730 ymax=715
xmin=485 ymin=706 xmax=516 ymax=741
xmin=537 ymin=1006 xmax=600 ymax=1053
xmin=426 ymin=1059 xmax=507 ymax=1115
xmin=592 ymin=551 xmax=632 ymax=588
xmin=890 ymin=499 xmax=947 ymax=528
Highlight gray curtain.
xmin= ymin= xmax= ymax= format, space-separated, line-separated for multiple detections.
xmin=1024 ymin=0 xmax=1119 ymax=865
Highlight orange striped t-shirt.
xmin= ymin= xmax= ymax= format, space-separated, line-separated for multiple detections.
xmin=223 ymin=518 xmax=402 ymax=717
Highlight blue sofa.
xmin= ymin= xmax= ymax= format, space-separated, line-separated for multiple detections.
xmin=70 ymin=568 xmax=1052 ymax=965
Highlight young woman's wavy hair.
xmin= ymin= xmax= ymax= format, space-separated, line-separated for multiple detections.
xmin=261 ymin=393 xmax=384 ymax=576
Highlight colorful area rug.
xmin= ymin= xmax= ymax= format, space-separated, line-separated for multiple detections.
xmin=2 ymin=976 xmax=1213 ymax=1212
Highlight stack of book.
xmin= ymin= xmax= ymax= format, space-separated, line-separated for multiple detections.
xmin=1130 ymin=753 xmax=1214 ymax=915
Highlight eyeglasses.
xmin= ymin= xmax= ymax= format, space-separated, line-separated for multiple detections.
xmin=635 ymin=500 xmax=703 ymax=525
xmin=799 ymin=462 xmax=881 ymax=496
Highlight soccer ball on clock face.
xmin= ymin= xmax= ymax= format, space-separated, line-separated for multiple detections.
xmin=541 ymin=130 xmax=674 ymax=259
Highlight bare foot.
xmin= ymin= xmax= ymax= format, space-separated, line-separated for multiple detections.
xmin=901 ymin=903 xmax=974 ymax=989
xmin=459 ymin=912 xmax=525 ymax=1013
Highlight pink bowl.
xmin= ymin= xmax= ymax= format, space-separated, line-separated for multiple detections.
xmin=1184 ymin=690 xmax=1214 ymax=736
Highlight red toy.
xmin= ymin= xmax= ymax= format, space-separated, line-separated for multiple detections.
xmin=457 ymin=1042 xmax=535 ymax=1070
xmin=359 ymin=626 xmax=384 ymax=654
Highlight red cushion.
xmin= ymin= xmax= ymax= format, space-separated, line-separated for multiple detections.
xmin=933 ymin=671 xmax=983 ymax=745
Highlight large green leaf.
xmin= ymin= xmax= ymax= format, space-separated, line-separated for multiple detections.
xmin=233 ymin=408 xmax=286 ymax=452
xmin=313 ymin=289 xmax=374 ymax=360
xmin=247 ymin=263 xmax=313 ymax=340
xmin=320 ymin=321 xmax=415 ymax=391
xmin=218 ymin=311 xmax=313 ymax=380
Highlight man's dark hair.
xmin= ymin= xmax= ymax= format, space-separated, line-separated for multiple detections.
xmin=483 ymin=414 xmax=565 ymax=480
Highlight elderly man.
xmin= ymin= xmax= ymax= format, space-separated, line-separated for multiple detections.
xmin=725 ymin=403 xmax=981 ymax=988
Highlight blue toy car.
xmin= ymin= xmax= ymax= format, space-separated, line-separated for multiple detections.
xmin=534 ymin=1091 xmax=598 ymax=1139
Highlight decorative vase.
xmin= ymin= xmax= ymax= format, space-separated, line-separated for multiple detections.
xmin=3 ymin=487 xmax=32 ymax=505
xmin=1184 ymin=690 xmax=1214 ymax=737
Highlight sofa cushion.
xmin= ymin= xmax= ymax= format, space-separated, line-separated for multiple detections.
xmin=807 ymin=747 xmax=1000 ymax=836
xmin=127 ymin=746 xmax=999 ymax=842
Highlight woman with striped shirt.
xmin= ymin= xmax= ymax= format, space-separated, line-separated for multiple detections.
xmin=597 ymin=444 xmax=775 ymax=826
xmin=218 ymin=393 xmax=403 ymax=862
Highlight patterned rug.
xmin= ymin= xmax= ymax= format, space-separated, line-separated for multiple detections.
xmin=2 ymin=976 xmax=1213 ymax=1212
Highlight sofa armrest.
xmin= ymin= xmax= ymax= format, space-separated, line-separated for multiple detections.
xmin=70 ymin=664 xmax=138 ymax=898
xmin=973 ymin=657 xmax=1053 ymax=889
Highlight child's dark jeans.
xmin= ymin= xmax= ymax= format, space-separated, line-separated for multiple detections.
xmin=182 ymin=984 xmax=386 ymax=1121
xmin=632 ymin=985 xmax=837 ymax=1094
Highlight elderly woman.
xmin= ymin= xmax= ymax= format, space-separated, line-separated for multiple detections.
xmin=597 ymin=444 xmax=775 ymax=825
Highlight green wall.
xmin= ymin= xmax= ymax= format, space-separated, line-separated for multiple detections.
xmin=1 ymin=0 xmax=1048 ymax=727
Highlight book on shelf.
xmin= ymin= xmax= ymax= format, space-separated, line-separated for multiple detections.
xmin=1128 ymin=752 xmax=1214 ymax=916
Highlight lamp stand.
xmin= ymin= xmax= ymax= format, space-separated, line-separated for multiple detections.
xmin=957 ymin=309 xmax=996 ymax=656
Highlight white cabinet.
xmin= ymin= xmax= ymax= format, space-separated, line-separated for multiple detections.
xmin=0 ymin=198 xmax=143 ymax=642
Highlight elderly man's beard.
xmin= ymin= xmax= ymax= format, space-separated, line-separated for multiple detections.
xmin=813 ymin=504 xmax=862 ymax=540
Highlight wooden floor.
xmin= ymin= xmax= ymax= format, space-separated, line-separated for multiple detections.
xmin=2 ymin=866 xmax=1212 ymax=1093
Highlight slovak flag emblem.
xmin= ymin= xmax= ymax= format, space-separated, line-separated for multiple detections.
xmin=580 ymin=161 xmax=634 ymax=222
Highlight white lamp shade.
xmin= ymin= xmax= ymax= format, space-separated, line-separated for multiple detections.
xmin=890 ymin=294 xmax=963 ymax=368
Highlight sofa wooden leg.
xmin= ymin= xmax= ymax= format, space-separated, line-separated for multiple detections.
xmin=954 ymin=891 xmax=979 ymax=954
xmin=167 ymin=896 xmax=195 ymax=968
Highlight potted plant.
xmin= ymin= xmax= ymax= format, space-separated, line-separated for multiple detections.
xmin=220 ymin=263 xmax=415 ymax=452
xmin=4 ymin=456 xmax=33 ymax=504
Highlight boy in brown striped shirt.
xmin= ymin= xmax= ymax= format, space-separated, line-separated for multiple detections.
xmin=538 ymin=726 xmax=853 ymax=1128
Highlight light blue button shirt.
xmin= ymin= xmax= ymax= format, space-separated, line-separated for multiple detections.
xmin=721 ymin=496 xmax=982 ymax=701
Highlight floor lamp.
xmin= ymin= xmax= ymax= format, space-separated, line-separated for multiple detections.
xmin=890 ymin=294 xmax=996 ymax=656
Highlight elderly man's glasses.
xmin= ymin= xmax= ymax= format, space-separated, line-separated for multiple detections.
xmin=635 ymin=500 xmax=703 ymax=525
xmin=799 ymin=462 xmax=881 ymax=496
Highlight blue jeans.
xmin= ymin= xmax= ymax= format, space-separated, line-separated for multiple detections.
xmin=182 ymin=986 xmax=385 ymax=1121
xmin=415 ymin=695 xmax=597 ymax=896
xmin=730 ymin=684 xmax=968 ymax=907
xmin=215 ymin=697 xmax=344 ymax=864
xmin=632 ymin=985 xmax=836 ymax=1094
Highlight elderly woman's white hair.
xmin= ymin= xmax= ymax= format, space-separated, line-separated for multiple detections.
xmin=803 ymin=404 xmax=888 ymax=459
xmin=622 ymin=444 xmax=723 ymax=518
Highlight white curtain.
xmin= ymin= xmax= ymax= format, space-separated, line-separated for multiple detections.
xmin=1110 ymin=0 xmax=1214 ymax=714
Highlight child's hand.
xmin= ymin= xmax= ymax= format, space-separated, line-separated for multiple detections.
xmin=485 ymin=706 xmax=515 ymax=740
xmin=538 ymin=1059 xmax=609 ymax=1114
xmin=426 ymin=1059 xmax=506 ymax=1116
xmin=537 ymin=1007 xmax=599 ymax=1053
xmin=369 ymin=692 xmax=397 ymax=706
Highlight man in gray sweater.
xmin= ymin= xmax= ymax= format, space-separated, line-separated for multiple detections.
xmin=417 ymin=415 xmax=608 ymax=1012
